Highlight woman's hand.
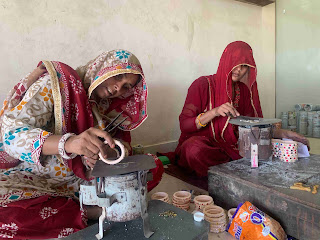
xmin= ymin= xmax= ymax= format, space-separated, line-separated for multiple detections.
xmin=195 ymin=102 xmax=240 ymax=129
xmin=64 ymin=127 xmax=115 ymax=167
xmin=274 ymin=129 xmax=310 ymax=150
xmin=82 ymin=147 xmax=119 ymax=168
xmin=27 ymin=64 xmax=47 ymax=88
xmin=213 ymin=102 xmax=240 ymax=118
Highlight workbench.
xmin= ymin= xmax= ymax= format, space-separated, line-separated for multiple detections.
xmin=208 ymin=154 xmax=320 ymax=240
xmin=65 ymin=199 xmax=210 ymax=240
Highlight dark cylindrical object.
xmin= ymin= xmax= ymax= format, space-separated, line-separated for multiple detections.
xmin=238 ymin=126 xmax=272 ymax=160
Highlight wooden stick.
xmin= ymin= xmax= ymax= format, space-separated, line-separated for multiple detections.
xmin=290 ymin=182 xmax=311 ymax=192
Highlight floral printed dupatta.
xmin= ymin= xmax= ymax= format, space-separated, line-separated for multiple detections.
xmin=0 ymin=61 xmax=94 ymax=180
xmin=0 ymin=73 xmax=38 ymax=168
xmin=78 ymin=49 xmax=148 ymax=132
xmin=40 ymin=61 xmax=94 ymax=180
xmin=0 ymin=49 xmax=149 ymax=180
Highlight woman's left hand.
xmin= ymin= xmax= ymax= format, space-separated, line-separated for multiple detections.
xmin=285 ymin=130 xmax=310 ymax=150
xmin=83 ymin=156 xmax=97 ymax=169
xmin=274 ymin=129 xmax=310 ymax=150
xmin=83 ymin=147 xmax=119 ymax=169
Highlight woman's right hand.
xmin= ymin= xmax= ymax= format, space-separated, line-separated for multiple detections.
xmin=213 ymin=102 xmax=240 ymax=118
xmin=64 ymin=127 xmax=115 ymax=167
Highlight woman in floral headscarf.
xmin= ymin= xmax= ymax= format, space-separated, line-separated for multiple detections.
xmin=171 ymin=41 xmax=309 ymax=177
xmin=0 ymin=50 xmax=163 ymax=239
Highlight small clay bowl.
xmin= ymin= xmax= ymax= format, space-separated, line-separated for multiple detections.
xmin=173 ymin=202 xmax=190 ymax=211
xmin=151 ymin=192 xmax=169 ymax=202
xmin=194 ymin=195 xmax=214 ymax=211
xmin=204 ymin=215 xmax=226 ymax=224
xmin=203 ymin=205 xmax=224 ymax=218
xmin=209 ymin=223 xmax=227 ymax=233
xmin=194 ymin=195 xmax=213 ymax=204
xmin=173 ymin=191 xmax=191 ymax=202
xmin=210 ymin=223 xmax=227 ymax=229
xmin=227 ymin=208 xmax=237 ymax=220
xmin=172 ymin=198 xmax=190 ymax=205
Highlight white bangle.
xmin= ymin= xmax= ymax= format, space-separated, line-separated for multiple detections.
xmin=98 ymin=140 xmax=125 ymax=165
xmin=58 ymin=133 xmax=77 ymax=159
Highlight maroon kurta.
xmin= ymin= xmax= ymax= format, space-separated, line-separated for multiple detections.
xmin=176 ymin=77 xmax=255 ymax=176
xmin=174 ymin=41 xmax=263 ymax=177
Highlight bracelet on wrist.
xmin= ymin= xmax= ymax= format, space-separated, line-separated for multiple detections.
xmin=197 ymin=113 xmax=208 ymax=127
xmin=58 ymin=133 xmax=77 ymax=159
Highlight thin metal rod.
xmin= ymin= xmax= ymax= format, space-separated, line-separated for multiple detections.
xmin=103 ymin=111 xmax=124 ymax=132
xmin=108 ymin=116 xmax=128 ymax=132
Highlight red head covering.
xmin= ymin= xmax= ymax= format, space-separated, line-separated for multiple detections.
xmin=209 ymin=41 xmax=263 ymax=147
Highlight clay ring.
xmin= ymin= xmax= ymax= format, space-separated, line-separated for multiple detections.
xmin=98 ymin=140 xmax=125 ymax=165
xmin=228 ymin=208 xmax=237 ymax=220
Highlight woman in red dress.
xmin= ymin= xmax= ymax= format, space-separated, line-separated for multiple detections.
xmin=175 ymin=41 xmax=308 ymax=177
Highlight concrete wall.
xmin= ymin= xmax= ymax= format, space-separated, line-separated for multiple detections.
xmin=275 ymin=0 xmax=320 ymax=117
xmin=260 ymin=3 xmax=276 ymax=118
xmin=0 ymin=0 xmax=275 ymax=152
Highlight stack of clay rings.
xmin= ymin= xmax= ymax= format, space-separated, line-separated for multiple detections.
xmin=227 ymin=208 xmax=237 ymax=222
xmin=203 ymin=205 xmax=227 ymax=233
xmin=272 ymin=139 xmax=298 ymax=162
xmin=151 ymin=192 xmax=170 ymax=203
xmin=194 ymin=195 xmax=214 ymax=212
xmin=172 ymin=191 xmax=191 ymax=211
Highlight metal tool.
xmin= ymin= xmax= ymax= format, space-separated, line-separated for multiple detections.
xmin=97 ymin=111 xmax=128 ymax=164
xmin=79 ymin=112 xmax=156 ymax=239
xmin=229 ymin=116 xmax=282 ymax=161
xmin=138 ymin=170 xmax=154 ymax=238
xmin=103 ymin=111 xmax=128 ymax=133
xmin=80 ymin=112 xmax=128 ymax=158
xmin=80 ymin=154 xmax=156 ymax=239
xmin=92 ymin=154 xmax=156 ymax=177
xmin=229 ymin=116 xmax=281 ymax=127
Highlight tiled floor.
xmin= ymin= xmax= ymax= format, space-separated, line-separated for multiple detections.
xmin=148 ymin=172 xmax=236 ymax=240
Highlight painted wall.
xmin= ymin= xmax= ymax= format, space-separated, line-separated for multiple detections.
xmin=276 ymin=0 xmax=320 ymax=117
xmin=260 ymin=3 xmax=276 ymax=118
xmin=0 ymin=0 xmax=275 ymax=150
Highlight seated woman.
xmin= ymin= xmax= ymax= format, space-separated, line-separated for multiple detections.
xmin=173 ymin=41 xmax=309 ymax=177
xmin=0 ymin=50 xmax=163 ymax=239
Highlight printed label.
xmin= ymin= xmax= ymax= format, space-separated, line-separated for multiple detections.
xmin=250 ymin=212 xmax=263 ymax=225
xmin=239 ymin=212 xmax=249 ymax=223
xmin=251 ymin=143 xmax=258 ymax=168
xmin=233 ymin=223 xmax=243 ymax=240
